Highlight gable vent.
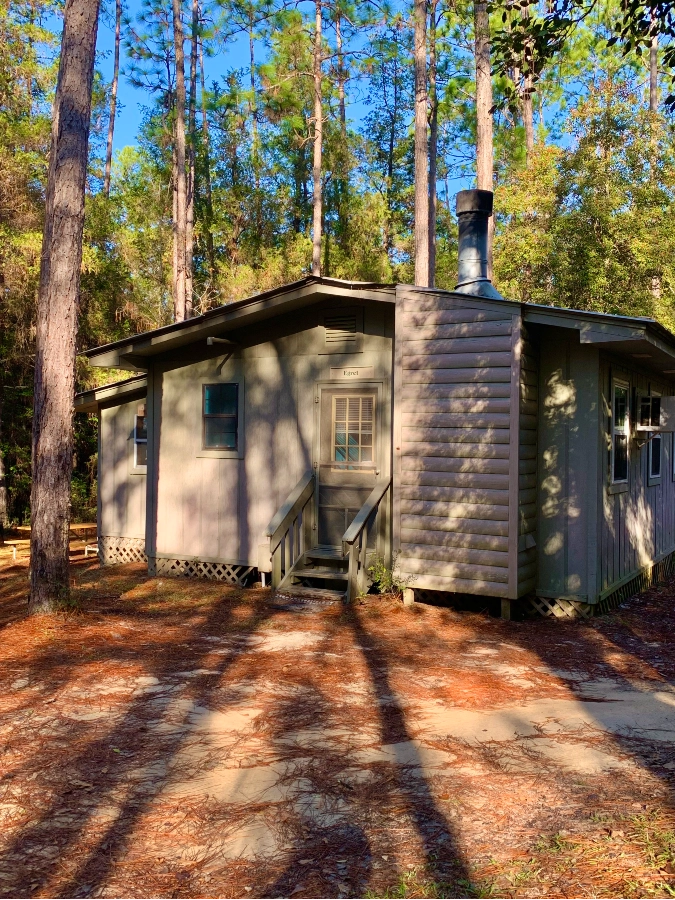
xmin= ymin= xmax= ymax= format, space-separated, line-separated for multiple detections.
xmin=325 ymin=314 xmax=358 ymax=343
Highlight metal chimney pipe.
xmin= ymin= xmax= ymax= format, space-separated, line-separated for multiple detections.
xmin=454 ymin=189 xmax=504 ymax=299
xmin=456 ymin=189 xmax=492 ymax=285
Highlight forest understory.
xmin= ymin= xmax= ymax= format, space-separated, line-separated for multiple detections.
xmin=1 ymin=550 xmax=674 ymax=898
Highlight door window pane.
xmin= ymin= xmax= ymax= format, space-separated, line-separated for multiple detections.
xmin=332 ymin=394 xmax=375 ymax=470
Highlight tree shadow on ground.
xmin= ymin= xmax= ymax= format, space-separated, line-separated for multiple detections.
xmin=0 ymin=566 xmax=275 ymax=899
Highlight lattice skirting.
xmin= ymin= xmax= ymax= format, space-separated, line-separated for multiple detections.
xmin=148 ymin=556 xmax=256 ymax=586
xmin=594 ymin=550 xmax=675 ymax=616
xmin=522 ymin=595 xmax=593 ymax=619
xmin=523 ymin=550 xmax=675 ymax=619
xmin=99 ymin=536 xmax=148 ymax=565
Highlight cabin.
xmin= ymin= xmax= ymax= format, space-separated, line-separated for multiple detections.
xmin=75 ymin=190 xmax=675 ymax=618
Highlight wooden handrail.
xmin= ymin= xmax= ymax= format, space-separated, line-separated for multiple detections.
xmin=265 ymin=470 xmax=315 ymax=550
xmin=342 ymin=476 xmax=391 ymax=551
xmin=342 ymin=476 xmax=391 ymax=602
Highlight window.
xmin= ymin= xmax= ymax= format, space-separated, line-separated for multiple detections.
xmin=134 ymin=405 xmax=147 ymax=468
xmin=641 ymin=392 xmax=662 ymax=479
xmin=332 ymin=395 xmax=374 ymax=470
xmin=203 ymin=383 xmax=238 ymax=450
xmin=611 ymin=383 xmax=629 ymax=483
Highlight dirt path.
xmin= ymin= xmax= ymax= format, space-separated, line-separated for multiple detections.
xmin=0 ymin=558 xmax=674 ymax=898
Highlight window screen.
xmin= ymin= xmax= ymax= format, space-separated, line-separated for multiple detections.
xmin=611 ymin=384 xmax=629 ymax=483
xmin=134 ymin=405 xmax=147 ymax=468
xmin=641 ymin=393 xmax=662 ymax=478
xmin=203 ymin=383 xmax=238 ymax=450
xmin=332 ymin=395 xmax=374 ymax=469
xmin=651 ymin=435 xmax=662 ymax=478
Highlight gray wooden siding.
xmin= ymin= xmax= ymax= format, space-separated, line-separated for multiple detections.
xmin=99 ymin=398 xmax=146 ymax=540
xmin=151 ymin=301 xmax=393 ymax=567
xmin=517 ymin=324 xmax=538 ymax=595
xmin=394 ymin=287 xmax=525 ymax=598
xmin=536 ymin=335 xmax=600 ymax=602
xmin=598 ymin=358 xmax=675 ymax=596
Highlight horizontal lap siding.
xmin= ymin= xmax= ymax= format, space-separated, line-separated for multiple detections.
xmin=394 ymin=288 xmax=517 ymax=596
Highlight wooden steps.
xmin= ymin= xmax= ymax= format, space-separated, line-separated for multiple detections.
xmin=278 ymin=548 xmax=349 ymax=599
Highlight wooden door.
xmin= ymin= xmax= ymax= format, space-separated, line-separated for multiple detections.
xmin=317 ymin=388 xmax=378 ymax=547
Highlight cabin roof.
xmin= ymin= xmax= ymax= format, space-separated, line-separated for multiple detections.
xmin=74 ymin=375 xmax=147 ymax=414
xmin=82 ymin=276 xmax=395 ymax=370
xmin=80 ymin=276 xmax=675 ymax=378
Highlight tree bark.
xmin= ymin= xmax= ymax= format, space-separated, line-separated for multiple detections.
xmin=414 ymin=0 xmax=429 ymax=287
xmin=520 ymin=5 xmax=534 ymax=164
xmin=428 ymin=0 xmax=438 ymax=288
xmin=249 ymin=12 xmax=259 ymax=169
xmin=185 ymin=0 xmax=198 ymax=318
xmin=199 ymin=30 xmax=216 ymax=286
xmin=474 ymin=0 xmax=494 ymax=277
xmin=103 ymin=0 xmax=121 ymax=198
xmin=311 ymin=0 xmax=323 ymax=276
xmin=30 ymin=0 xmax=101 ymax=613
xmin=172 ymin=0 xmax=188 ymax=322
xmin=0 ymin=388 xmax=7 ymax=540
xmin=650 ymin=31 xmax=658 ymax=112
xmin=336 ymin=11 xmax=346 ymax=131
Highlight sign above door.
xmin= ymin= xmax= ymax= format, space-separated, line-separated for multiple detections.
xmin=329 ymin=366 xmax=375 ymax=380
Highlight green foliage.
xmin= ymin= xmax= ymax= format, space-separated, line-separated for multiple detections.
xmin=495 ymin=81 xmax=675 ymax=330
xmin=367 ymin=553 xmax=416 ymax=596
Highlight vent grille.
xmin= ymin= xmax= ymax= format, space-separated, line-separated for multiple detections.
xmin=325 ymin=314 xmax=358 ymax=343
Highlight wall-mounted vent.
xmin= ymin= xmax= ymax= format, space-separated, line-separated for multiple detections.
xmin=321 ymin=307 xmax=363 ymax=355
xmin=325 ymin=314 xmax=358 ymax=343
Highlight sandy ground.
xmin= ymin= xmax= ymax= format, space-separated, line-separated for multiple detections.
xmin=0 ymin=553 xmax=674 ymax=898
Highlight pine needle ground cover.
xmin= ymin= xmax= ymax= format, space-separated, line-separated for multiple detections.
xmin=0 ymin=553 xmax=674 ymax=899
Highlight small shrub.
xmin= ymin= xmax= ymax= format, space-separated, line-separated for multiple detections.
xmin=367 ymin=552 xmax=416 ymax=597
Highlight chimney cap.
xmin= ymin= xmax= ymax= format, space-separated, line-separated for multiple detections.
xmin=456 ymin=189 xmax=493 ymax=216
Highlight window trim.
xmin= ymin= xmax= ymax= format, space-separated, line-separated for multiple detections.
xmin=196 ymin=377 xmax=245 ymax=460
xmin=202 ymin=382 xmax=239 ymax=451
xmin=610 ymin=380 xmax=629 ymax=486
xmin=649 ymin=391 xmax=662 ymax=482
xmin=132 ymin=405 xmax=147 ymax=474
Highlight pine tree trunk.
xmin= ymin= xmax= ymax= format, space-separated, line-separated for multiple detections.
xmin=249 ymin=13 xmax=259 ymax=177
xmin=103 ymin=0 xmax=121 ymax=198
xmin=650 ymin=31 xmax=658 ymax=112
xmin=474 ymin=0 xmax=494 ymax=277
xmin=30 ymin=0 xmax=101 ymax=613
xmin=311 ymin=0 xmax=323 ymax=277
xmin=199 ymin=30 xmax=216 ymax=287
xmin=428 ymin=0 xmax=438 ymax=288
xmin=336 ymin=12 xmax=346 ymax=131
xmin=172 ymin=0 xmax=188 ymax=322
xmin=520 ymin=6 xmax=534 ymax=164
xmin=335 ymin=10 xmax=348 ymax=248
xmin=185 ymin=0 xmax=198 ymax=318
xmin=0 ymin=387 xmax=7 ymax=541
xmin=413 ymin=0 xmax=429 ymax=287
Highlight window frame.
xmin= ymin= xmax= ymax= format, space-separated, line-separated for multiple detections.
xmin=610 ymin=380 xmax=630 ymax=486
xmin=330 ymin=393 xmax=376 ymax=472
xmin=649 ymin=391 xmax=662 ymax=481
xmin=132 ymin=404 xmax=148 ymax=473
xmin=202 ymin=383 xmax=239 ymax=452
xmin=196 ymin=377 xmax=245 ymax=460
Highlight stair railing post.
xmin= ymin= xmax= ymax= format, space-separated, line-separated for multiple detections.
xmin=347 ymin=541 xmax=359 ymax=603
xmin=302 ymin=499 xmax=312 ymax=557
xmin=272 ymin=543 xmax=282 ymax=588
